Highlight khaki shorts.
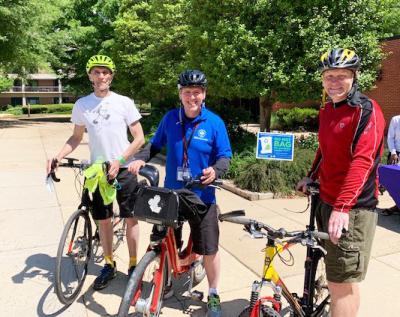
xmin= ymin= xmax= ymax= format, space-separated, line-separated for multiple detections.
xmin=316 ymin=199 xmax=378 ymax=283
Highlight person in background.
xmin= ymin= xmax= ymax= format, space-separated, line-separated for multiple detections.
xmin=381 ymin=114 xmax=400 ymax=215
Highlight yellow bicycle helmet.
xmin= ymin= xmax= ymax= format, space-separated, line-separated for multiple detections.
xmin=319 ymin=48 xmax=360 ymax=72
xmin=86 ymin=55 xmax=116 ymax=74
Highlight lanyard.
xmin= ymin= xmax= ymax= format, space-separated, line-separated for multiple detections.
xmin=181 ymin=121 xmax=200 ymax=167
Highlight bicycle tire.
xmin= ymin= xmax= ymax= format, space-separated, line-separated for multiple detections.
xmin=55 ymin=209 xmax=92 ymax=305
xmin=239 ymin=306 xmax=281 ymax=317
xmin=192 ymin=258 xmax=206 ymax=287
xmin=118 ymin=250 xmax=161 ymax=317
xmin=312 ymin=256 xmax=330 ymax=316
xmin=112 ymin=217 xmax=126 ymax=252
xmin=280 ymin=255 xmax=330 ymax=317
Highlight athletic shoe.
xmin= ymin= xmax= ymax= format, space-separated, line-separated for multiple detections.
xmin=93 ymin=261 xmax=116 ymax=290
xmin=207 ymin=293 xmax=222 ymax=317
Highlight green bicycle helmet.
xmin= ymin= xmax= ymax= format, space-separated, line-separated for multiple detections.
xmin=86 ymin=55 xmax=116 ymax=74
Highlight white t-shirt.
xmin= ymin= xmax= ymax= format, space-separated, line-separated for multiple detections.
xmin=387 ymin=115 xmax=400 ymax=154
xmin=71 ymin=92 xmax=142 ymax=166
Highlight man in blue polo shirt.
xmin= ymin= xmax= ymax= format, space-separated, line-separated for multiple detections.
xmin=129 ymin=69 xmax=231 ymax=317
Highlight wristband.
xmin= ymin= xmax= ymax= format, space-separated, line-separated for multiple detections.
xmin=118 ymin=156 xmax=127 ymax=164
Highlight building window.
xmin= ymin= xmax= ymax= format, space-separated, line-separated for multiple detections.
xmin=27 ymin=97 xmax=40 ymax=105
xmin=11 ymin=97 xmax=23 ymax=106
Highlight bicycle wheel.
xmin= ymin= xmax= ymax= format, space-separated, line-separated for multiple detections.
xmin=239 ymin=305 xmax=281 ymax=317
xmin=313 ymin=256 xmax=330 ymax=316
xmin=192 ymin=258 xmax=206 ymax=286
xmin=55 ymin=209 xmax=92 ymax=305
xmin=118 ymin=250 xmax=168 ymax=317
xmin=112 ymin=216 xmax=126 ymax=252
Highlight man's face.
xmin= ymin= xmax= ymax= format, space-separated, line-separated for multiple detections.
xmin=179 ymin=86 xmax=206 ymax=118
xmin=322 ymin=69 xmax=355 ymax=103
xmin=88 ymin=66 xmax=113 ymax=91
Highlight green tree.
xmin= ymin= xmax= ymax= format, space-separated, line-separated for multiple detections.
xmin=112 ymin=0 xmax=187 ymax=106
xmin=185 ymin=0 xmax=391 ymax=131
xmin=49 ymin=0 xmax=120 ymax=95
xmin=0 ymin=0 xmax=65 ymax=72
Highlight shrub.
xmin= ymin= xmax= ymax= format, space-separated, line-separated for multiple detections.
xmin=274 ymin=107 xmax=319 ymax=131
xmin=232 ymin=147 xmax=315 ymax=195
xmin=5 ymin=106 xmax=23 ymax=115
xmin=296 ymin=133 xmax=319 ymax=150
xmin=21 ymin=104 xmax=73 ymax=114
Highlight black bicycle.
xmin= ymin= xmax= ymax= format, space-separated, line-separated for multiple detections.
xmin=47 ymin=157 xmax=126 ymax=305
xmin=219 ymin=183 xmax=330 ymax=317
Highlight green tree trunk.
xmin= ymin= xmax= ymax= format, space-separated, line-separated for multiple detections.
xmin=259 ymin=96 xmax=272 ymax=132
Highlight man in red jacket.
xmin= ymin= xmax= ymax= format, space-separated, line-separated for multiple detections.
xmin=297 ymin=48 xmax=385 ymax=317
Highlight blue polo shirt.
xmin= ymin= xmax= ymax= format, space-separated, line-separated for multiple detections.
xmin=150 ymin=106 xmax=232 ymax=204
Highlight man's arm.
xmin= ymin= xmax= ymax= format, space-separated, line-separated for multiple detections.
xmin=108 ymin=120 xmax=145 ymax=179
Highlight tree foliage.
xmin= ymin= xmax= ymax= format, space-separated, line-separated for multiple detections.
xmin=112 ymin=0 xmax=187 ymax=106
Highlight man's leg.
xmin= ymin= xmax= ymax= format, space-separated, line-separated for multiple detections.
xmin=328 ymin=281 xmax=360 ymax=317
xmin=99 ymin=218 xmax=114 ymax=257
xmin=126 ymin=217 xmax=139 ymax=272
xmin=93 ymin=217 xmax=116 ymax=290
xmin=204 ymin=251 xmax=220 ymax=289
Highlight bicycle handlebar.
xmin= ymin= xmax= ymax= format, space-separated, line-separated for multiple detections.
xmin=47 ymin=158 xmax=92 ymax=182
xmin=219 ymin=212 xmax=329 ymax=241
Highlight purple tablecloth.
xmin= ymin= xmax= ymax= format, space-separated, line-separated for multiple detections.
xmin=379 ymin=164 xmax=400 ymax=207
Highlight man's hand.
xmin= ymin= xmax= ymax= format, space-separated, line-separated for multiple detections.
xmin=201 ymin=167 xmax=216 ymax=185
xmin=389 ymin=153 xmax=399 ymax=165
xmin=296 ymin=177 xmax=313 ymax=194
xmin=108 ymin=160 xmax=121 ymax=180
xmin=128 ymin=160 xmax=146 ymax=175
xmin=328 ymin=211 xmax=349 ymax=245
xmin=46 ymin=158 xmax=59 ymax=175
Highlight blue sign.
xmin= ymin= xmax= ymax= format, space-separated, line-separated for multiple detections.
xmin=256 ymin=132 xmax=294 ymax=161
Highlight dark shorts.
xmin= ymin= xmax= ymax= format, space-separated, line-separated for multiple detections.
xmin=316 ymin=199 xmax=378 ymax=283
xmin=91 ymin=168 xmax=138 ymax=220
xmin=187 ymin=204 xmax=219 ymax=255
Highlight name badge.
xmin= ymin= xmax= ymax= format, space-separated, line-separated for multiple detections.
xmin=177 ymin=167 xmax=192 ymax=181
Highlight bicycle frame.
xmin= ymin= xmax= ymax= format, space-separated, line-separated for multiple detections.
xmin=130 ymin=225 xmax=202 ymax=314
xmin=249 ymin=192 xmax=329 ymax=317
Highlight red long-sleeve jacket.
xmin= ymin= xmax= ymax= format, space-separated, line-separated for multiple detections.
xmin=308 ymin=90 xmax=385 ymax=213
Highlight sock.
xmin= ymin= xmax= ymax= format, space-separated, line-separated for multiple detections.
xmin=129 ymin=256 xmax=137 ymax=268
xmin=104 ymin=255 xmax=114 ymax=267
xmin=208 ymin=288 xmax=218 ymax=296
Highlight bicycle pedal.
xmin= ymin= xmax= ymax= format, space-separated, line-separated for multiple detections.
xmin=190 ymin=290 xmax=204 ymax=301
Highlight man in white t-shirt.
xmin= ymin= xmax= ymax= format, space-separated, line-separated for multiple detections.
xmin=46 ymin=55 xmax=145 ymax=290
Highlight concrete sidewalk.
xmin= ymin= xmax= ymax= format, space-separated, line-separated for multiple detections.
xmin=1 ymin=116 xmax=400 ymax=316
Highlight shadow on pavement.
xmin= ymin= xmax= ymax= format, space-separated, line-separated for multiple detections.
xmin=0 ymin=116 xmax=71 ymax=129
xmin=11 ymin=252 xmax=103 ymax=316
xmin=376 ymin=209 xmax=400 ymax=234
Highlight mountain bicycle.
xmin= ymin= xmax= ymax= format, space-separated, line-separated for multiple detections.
xmin=117 ymin=168 xmax=222 ymax=317
xmin=219 ymin=183 xmax=330 ymax=317
xmin=47 ymin=157 xmax=127 ymax=305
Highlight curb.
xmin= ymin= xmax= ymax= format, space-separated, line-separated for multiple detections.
xmin=220 ymin=180 xmax=274 ymax=201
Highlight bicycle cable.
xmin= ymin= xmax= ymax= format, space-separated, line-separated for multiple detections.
xmin=283 ymin=195 xmax=310 ymax=214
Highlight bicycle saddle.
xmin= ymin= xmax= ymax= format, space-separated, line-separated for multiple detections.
xmin=139 ymin=164 xmax=160 ymax=187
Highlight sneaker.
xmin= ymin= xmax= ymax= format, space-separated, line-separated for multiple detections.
xmin=93 ymin=261 xmax=116 ymax=290
xmin=207 ymin=293 xmax=222 ymax=317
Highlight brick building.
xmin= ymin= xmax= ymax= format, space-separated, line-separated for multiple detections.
xmin=366 ymin=36 xmax=400 ymax=127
